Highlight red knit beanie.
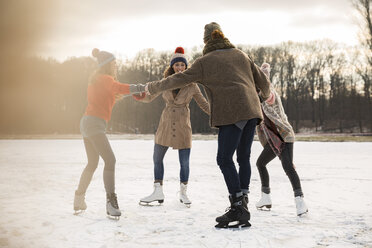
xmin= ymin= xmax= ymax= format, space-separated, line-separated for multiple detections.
xmin=170 ymin=47 xmax=188 ymax=68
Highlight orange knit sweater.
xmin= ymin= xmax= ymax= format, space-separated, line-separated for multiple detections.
xmin=84 ymin=74 xmax=130 ymax=121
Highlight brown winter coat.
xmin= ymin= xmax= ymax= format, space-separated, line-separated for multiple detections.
xmin=147 ymin=48 xmax=271 ymax=127
xmin=137 ymin=83 xmax=210 ymax=149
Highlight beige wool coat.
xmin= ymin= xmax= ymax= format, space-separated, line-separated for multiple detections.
xmin=147 ymin=48 xmax=271 ymax=127
xmin=138 ymin=83 xmax=210 ymax=149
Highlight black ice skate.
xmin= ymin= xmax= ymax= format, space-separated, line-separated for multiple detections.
xmin=106 ymin=193 xmax=121 ymax=220
xmin=243 ymin=193 xmax=249 ymax=205
xmin=215 ymin=195 xmax=251 ymax=229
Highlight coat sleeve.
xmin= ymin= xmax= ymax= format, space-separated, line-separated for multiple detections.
xmin=250 ymin=62 xmax=271 ymax=101
xmin=192 ymin=84 xmax=210 ymax=115
xmin=147 ymin=59 xmax=203 ymax=95
xmin=111 ymin=79 xmax=131 ymax=95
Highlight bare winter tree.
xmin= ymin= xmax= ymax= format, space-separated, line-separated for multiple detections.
xmin=352 ymin=0 xmax=372 ymax=132
xmin=352 ymin=0 xmax=372 ymax=59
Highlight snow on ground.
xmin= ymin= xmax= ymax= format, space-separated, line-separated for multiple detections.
xmin=0 ymin=138 xmax=371 ymax=248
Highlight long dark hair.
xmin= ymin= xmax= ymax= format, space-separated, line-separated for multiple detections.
xmin=163 ymin=66 xmax=175 ymax=78
xmin=163 ymin=62 xmax=188 ymax=78
xmin=163 ymin=64 xmax=187 ymax=96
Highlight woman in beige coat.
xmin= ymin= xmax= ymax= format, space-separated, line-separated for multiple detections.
xmin=134 ymin=47 xmax=210 ymax=207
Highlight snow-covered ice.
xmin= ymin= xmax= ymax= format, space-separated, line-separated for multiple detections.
xmin=0 ymin=138 xmax=371 ymax=248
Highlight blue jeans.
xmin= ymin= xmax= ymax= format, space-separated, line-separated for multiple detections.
xmin=217 ymin=119 xmax=258 ymax=195
xmin=153 ymin=143 xmax=191 ymax=183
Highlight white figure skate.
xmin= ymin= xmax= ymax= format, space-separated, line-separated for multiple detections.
xmin=139 ymin=182 xmax=165 ymax=206
xmin=295 ymin=196 xmax=308 ymax=216
xmin=256 ymin=192 xmax=272 ymax=211
xmin=179 ymin=183 xmax=191 ymax=207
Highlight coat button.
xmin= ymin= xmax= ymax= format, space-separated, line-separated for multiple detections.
xmin=173 ymin=135 xmax=176 ymax=137
xmin=173 ymin=110 xmax=175 ymax=112
xmin=173 ymin=123 xmax=175 ymax=125
xmin=173 ymin=129 xmax=176 ymax=131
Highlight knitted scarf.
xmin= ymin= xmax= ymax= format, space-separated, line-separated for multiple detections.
xmin=202 ymin=38 xmax=235 ymax=55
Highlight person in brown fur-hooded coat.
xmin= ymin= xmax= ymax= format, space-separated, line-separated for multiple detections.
xmin=141 ymin=22 xmax=271 ymax=228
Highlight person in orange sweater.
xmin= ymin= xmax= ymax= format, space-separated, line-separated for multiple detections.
xmin=74 ymin=48 xmax=145 ymax=218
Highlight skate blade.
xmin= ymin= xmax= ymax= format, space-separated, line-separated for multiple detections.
xmin=139 ymin=200 xmax=164 ymax=206
xmin=182 ymin=203 xmax=191 ymax=208
xmin=73 ymin=210 xmax=85 ymax=215
xmin=179 ymin=199 xmax=191 ymax=208
xmin=107 ymin=215 xmax=120 ymax=220
xmin=256 ymin=205 xmax=271 ymax=211
xmin=215 ymin=221 xmax=251 ymax=230
xmin=297 ymin=209 xmax=309 ymax=217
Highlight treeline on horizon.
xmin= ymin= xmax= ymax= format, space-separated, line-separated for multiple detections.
xmin=0 ymin=40 xmax=371 ymax=135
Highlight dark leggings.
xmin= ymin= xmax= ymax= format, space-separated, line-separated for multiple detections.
xmin=256 ymin=143 xmax=303 ymax=197
xmin=76 ymin=133 xmax=116 ymax=195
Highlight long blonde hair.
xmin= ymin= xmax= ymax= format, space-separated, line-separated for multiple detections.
xmin=89 ymin=61 xmax=116 ymax=85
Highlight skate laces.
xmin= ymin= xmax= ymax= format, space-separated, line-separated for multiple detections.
xmin=180 ymin=184 xmax=187 ymax=195
xmin=108 ymin=193 xmax=119 ymax=209
xmin=224 ymin=199 xmax=244 ymax=213
xmin=178 ymin=185 xmax=187 ymax=196
xmin=224 ymin=205 xmax=239 ymax=213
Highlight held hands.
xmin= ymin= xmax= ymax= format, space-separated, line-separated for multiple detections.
xmin=265 ymin=92 xmax=275 ymax=105
xmin=130 ymin=83 xmax=151 ymax=101
xmin=129 ymin=83 xmax=146 ymax=95
xmin=132 ymin=92 xmax=146 ymax=100
xmin=129 ymin=83 xmax=151 ymax=96
xmin=258 ymin=91 xmax=275 ymax=104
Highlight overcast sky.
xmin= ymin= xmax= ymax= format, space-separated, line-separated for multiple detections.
xmin=35 ymin=0 xmax=360 ymax=61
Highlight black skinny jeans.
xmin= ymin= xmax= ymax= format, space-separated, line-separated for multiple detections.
xmin=76 ymin=133 xmax=116 ymax=195
xmin=217 ymin=119 xmax=258 ymax=196
xmin=256 ymin=143 xmax=303 ymax=197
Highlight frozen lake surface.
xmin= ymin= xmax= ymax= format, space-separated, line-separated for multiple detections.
xmin=0 ymin=139 xmax=371 ymax=248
